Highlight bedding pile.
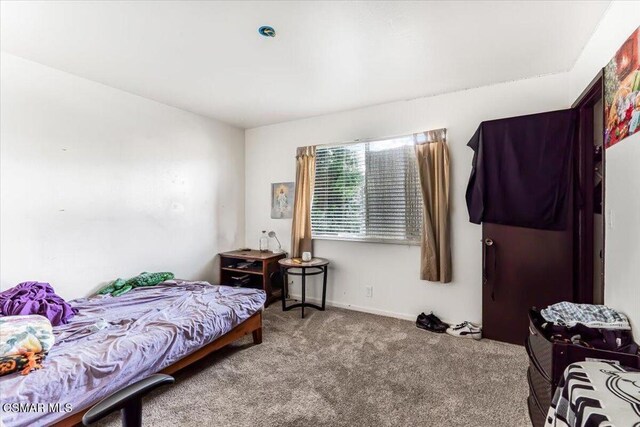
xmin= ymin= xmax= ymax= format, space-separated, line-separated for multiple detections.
xmin=541 ymin=301 xmax=631 ymax=330
xmin=97 ymin=271 xmax=175 ymax=296
xmin=0 ymin=281 xmax=77 ymax=325
xmin=536 ymin=302 xmax=637 ymax=354
xmin=0 ymin=315 xmax=55 ymax=376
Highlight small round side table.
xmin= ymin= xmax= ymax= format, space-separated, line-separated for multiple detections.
xmin=278 ymin=257 xmax=329 ymax=318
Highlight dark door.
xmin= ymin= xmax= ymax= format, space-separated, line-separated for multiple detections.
xmin=478 ymin=76 xmax=604 ymax=346
xmin=476 ymin=110 xmax=578 ymax=346
xmin=482 ymin=221 xmax=574 ymax=344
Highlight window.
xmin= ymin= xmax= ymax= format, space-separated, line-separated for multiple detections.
xmin=311 ymin=135 xmax=423 ymax=244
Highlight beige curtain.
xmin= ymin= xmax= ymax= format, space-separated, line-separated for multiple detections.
xmin=291 ymin=146 xmax=316 ymax=258
xmin=414 ymin=129 xmax=451 ymax=283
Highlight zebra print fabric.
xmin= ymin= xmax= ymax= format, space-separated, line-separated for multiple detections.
xmin=545 ymin=361 xmax=640 ymax=427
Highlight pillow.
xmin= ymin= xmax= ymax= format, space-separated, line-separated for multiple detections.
xmin=0 ymin=282 xmax=77 ymax=326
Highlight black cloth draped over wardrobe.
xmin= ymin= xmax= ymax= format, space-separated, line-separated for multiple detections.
xmin=465 ymin=109 xmax=578 ymax=230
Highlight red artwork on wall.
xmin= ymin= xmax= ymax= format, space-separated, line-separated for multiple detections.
xmin=604 ymin=27 xmax=640 ymax=148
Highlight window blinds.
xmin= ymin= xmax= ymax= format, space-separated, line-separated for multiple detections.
xmin=311 ymin=136 xmax=423 ymax=243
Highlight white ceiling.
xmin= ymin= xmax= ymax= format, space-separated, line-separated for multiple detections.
xmin=1 ymin=1 xmax=610 ymax=128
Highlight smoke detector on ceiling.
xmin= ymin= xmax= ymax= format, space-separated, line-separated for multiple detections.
xmin=258 ymin=26 xmax=276 ymax=38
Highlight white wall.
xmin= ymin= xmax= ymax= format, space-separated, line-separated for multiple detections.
xmin=2 ymin=2 xmax=636 ymax=328
xmin=604 ymin=134 xmax=640 ymax=333
xmin=245 ymin=3 xmax=640 ymax=325
xmin=245 ymin=73 xmax=572 ymax=323
xmin=0 ymin=53 xmax=245 ymax=300
xmin=567 ymin=2 xmax=640 ymax=102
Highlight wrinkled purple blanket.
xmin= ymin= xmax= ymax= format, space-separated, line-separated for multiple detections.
xmin=0 ymin=282 xmax=77 ymax=326
xmin=0 ymin=281 xmax=266 ymax=427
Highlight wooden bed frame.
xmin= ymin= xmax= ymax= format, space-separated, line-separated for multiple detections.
xmin=51 ymin=311 xmax=263 ymax=427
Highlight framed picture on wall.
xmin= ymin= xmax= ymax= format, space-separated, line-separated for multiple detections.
xmin=604 ymin=26 xmax=640 ymax=148
xmin=271 ymin=182 xmax=294 ymax=219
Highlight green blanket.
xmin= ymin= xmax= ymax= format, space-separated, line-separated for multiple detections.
xmin=97 ymin=272 xmax=174 ymax=297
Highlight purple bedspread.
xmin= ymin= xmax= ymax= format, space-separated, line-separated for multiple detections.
xmin=0 ymin=281 xmax=266 ymax=427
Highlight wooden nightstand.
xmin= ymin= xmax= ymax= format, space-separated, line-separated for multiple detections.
xmin=219 ymin=249 xmax=286 ymax=306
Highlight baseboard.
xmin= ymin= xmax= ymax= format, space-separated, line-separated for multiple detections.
xmin=286 ymin=294 xmax=419 ymax=322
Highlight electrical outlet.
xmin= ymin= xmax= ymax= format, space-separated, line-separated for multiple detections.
xmin=365 ymin=286 xmax=373 ymax=298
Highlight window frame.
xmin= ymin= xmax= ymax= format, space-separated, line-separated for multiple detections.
xmin=310 ymin=134 xmax=424 ymax=246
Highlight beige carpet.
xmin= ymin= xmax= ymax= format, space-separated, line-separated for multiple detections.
xmin=102 ymin=306 xmax=530 ymax=427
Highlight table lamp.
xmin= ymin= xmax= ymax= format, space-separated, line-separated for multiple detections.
xmin=268 ymin=231 xmax=284 ymax=254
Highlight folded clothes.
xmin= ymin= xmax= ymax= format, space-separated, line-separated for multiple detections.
xmin=0 ymin=315 xmax=55 ymax=357
xmin=97 ymin=272 xmax=175 ymax=297
xmin=541 ymin=301 xmax=630 ymax=330
xmin=0 ymin=282 xmax=77 ymax=326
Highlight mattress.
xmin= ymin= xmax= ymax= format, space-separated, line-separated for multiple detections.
xmin=0 ymin=281 xmax=266 ymax=427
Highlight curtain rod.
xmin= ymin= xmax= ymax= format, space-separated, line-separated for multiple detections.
xmin=310 ymin=128 xmax=447 ymax=149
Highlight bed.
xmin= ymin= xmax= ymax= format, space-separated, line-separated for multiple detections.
xmin=0 ymin=280 xmax=266 ymax=427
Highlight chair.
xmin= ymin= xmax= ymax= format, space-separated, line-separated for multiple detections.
xmin=82 ymin=374 xmax=175 ymax=427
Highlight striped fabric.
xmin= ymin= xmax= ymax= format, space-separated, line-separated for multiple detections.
xmin=545 ymin=361 xmax=640 ymax=427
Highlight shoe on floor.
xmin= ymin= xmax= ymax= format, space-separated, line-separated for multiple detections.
xmin=446 ymin=321 xmax=482 ymax=340
xmin=416 ymin=312 xmax=448 ymax=333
